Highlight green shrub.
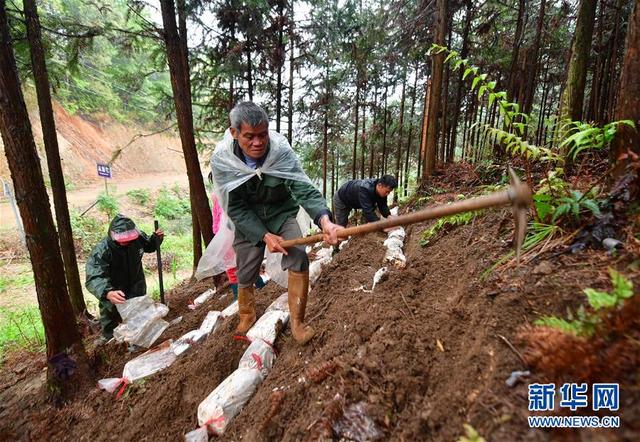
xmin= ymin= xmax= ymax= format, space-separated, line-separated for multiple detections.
xmin=154 ymin=188 xmax=190 ymax=220
xmin=126 ymin=188 xmax=151 ymax=206
xmin=70 ymin=210 xmax=106 ymax=256
xmin=96 ymin=191 xmax=119 ymax=219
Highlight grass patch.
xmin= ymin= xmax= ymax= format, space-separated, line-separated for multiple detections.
xmin=154 ymin=187 xmax=190 ymax=220
xmin=0 ymin=271 xmax=35 ymax=293
xmin=420 ymin=210 xmax=482 ymax=246
xmin=70 ymin=211 xmax=107 ymax=256
xmin=0 ymin=306 xmax=45 ymax=363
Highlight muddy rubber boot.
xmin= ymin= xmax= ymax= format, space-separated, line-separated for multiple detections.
xmin=236 ymin=286 xmax=256 ymax=334
xmin=287 ymin=270 xmax=315 ymax=344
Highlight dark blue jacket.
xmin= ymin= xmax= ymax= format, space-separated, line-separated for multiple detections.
xmin=337 ymin=178 xmax=391 ymax=222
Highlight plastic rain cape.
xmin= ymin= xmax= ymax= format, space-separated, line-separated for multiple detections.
xmin=195 ymin=129 xmax=314 ymax=284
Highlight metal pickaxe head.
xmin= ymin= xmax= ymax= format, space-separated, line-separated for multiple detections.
xmin=507 ymin=167 xmax=532 ymax=263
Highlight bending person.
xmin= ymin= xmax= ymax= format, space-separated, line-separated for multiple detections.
xmin=211 ymin=102 xmax=342 ymax=345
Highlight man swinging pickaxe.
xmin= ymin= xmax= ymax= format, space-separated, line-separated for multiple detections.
xmin=281 ymin=168 xmax=532 ymax=261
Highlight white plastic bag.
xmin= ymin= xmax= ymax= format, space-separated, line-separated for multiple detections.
xmin=122 ymin=340 xmax=177 ymax=381
xmin=371 ymin=267 xmax=389 ymax=292
xmin=238 ymin=339 xmax=276 ymax=378
xmin=171 ymin=330 xmax=206 ymax=356
xmin=221 ymin=300 xmax=238 ymax=318
xmin=113 ymin=296 xmax=170 ymax=348
xmin=189 ymin=288 xmax=216 ymax=310
xmin=97 ymin=377 xmax=125 ymax=393
xmin=383 ymin=227 xmax=406 ymax=268
xmin=265 ymin=293 xmax=289 ymax=313
xmin=246 ymin=310 xmax=289 ymax=344
xmin=199 ymin=311 xmax=222 ymax=334
xmin=195 ymin=214 xmax=237 ymax=280
xmin=184 ymin=427 xmax=209 ymax=442
xmin=197 ymin=368 xmax=263 ymax=435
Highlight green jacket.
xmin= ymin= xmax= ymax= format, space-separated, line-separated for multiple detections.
xmin=227 ymin=144 xmax=329 ymax=245
xmin=85 ymin=215 xmax=161 ymax=300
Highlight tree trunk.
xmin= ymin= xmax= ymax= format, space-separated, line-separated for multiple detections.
xmin=559 ymin=0 xmax=597 ymax=122
xmin=276 ymin=0 xmax=285 ymax=132
xmin=159 ymin=0 xmax=213 ymax=253
xmin=449 ymin=1 xmax=472 ymax=160
xmin=605 ymin=0 xmax=625 ymax=121
xmin=24 ymin=0 xmax=87 ymax=318
xmin=418 ymin=78 xmax=431 ymax=183
xmin=246 ymin=48 xmax=254 ymax=100
xmin=0 ymin=1 xmax=90 ymax=404
xmin=423 ymin=0 xmax=446 ymax=182
xmin=523 ymin=0 xmax=546 ymax=115
xmin=439 ymin=61 xmax=449 ymax=164
xmin=587 ymin=0 xmax=605 ymax=122
xmin=508 ymin=0 xmax=527 ymax=102
xmin=323 ymin=78 xmax=329 ymax=197
xmin=191 ymin=212 xmax=202 ymax=274
xmin=394 ymin=72 xmax=406 ymax=203
xmin=404 ymin=72 xmax=418 ymax=197
xmin=381 ymin=84 xmax=388 ymax=175
xmin=369 ymin=88 xmax=378 ymax=177
xmin=360 ymin=89 xmax=367 ymax=179
xmin=287 ymin=0 xmax=294 ymax=143
xmin=352 ymin=75 xmax=360 ymax=179
xmin=610 ymin=0 xmax=639 ymax=180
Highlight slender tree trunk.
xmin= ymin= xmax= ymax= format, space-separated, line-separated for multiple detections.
xmin=381 ymin=84 xmax=388 ymax=175
xmin=287 ymin=0 xmax=294 ymax=143
xmin=559 ymin=0 xmax=597 ymax=122
xmin=439 ymin=61 xmax=449 ymax=164
xmin=610 ymin=0 xmax=639 ymax=180
xmin=191 ymin=211 xmax=202 ymax=274
xmin=360 ymin=88 xmax=366 ymax=179
xmin=276 ymin=1 xmax=285 ymax=132
xmin=606 ymin=0 xmax=624 ymax=121
xmin=404 ymin=72 xmax=418 ymax=197
xmin=246 ymin=48 xmax=254 ymax=100
xmin=423 ymin=0 xmax=446 ymax=181
xmin=394 ymin=72 xmax=406 ymax=203
xmin=24 ymin=0 xmax=87 ymax=318
xmin=587 ymin=0 xmax=605 ymax=122
xmin=352 ymin=75 xmax=360 ymax=179
xmin=523 ymin=0 xmax=546 ymax=114
xmin=508 ymin=0 xmax=527 ymax=102
xmin=160 ymin=0 xmax=213 ymax=252
xmin=323 ymin=71 xmax=329 ymax=197
xmin=369 ymin=89 xmax=378 ymax=177
xmin=418 ymin=78 xmax=431 ymax=182
xmin=0 ymin=1 xmax=90 ymax=403
xmin=449 ymin=2 xmax=472 ymax=160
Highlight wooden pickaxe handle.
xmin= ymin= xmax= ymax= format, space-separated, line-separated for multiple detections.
xmin=281 ymin=175 xmax=531 ymax=249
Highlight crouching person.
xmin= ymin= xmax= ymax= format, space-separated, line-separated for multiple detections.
xmin=85 ymin=214 xmax=164 ymax=342
xmin=211 ymin=102 xmax=342 ymax=345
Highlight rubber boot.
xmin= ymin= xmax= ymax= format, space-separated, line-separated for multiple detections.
xmin=287 ymin=270 xmax=315 ymax=344
xmin=236 ymin=286 xmax=256 ymax=334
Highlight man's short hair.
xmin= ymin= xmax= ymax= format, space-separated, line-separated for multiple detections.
xmin=379 ymin=175 xmax=398 ymax=189
xmin=229 ymin=102 xmax=269 ymax=130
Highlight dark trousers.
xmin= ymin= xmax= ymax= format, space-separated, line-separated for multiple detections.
xmin=332 ymin=192 xmax=351 ymax=227
xmin=233 ymin=216 xmax=309 ymax=288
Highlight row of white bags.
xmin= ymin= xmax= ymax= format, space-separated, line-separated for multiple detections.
xmin=187 ymin=294 xmax=290 ymax=440
xmin=98 ymin=298 xmax=239 ymax=397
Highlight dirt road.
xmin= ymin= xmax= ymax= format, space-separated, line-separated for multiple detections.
xmin=0 ymin=172 xmax=189 ymax=230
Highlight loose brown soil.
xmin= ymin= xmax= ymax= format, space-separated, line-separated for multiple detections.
xmin=1 ymin=176 xmax=639 ymax=441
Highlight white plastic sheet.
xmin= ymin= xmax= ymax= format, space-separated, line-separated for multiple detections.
xmin=265 ymin=292 xmax=289 ymax=313
xmin=188 ymin=288 xmax=216 ymax=310
xmin=113 ymin=296 xmax=170 ymax=348
xmin=197 ymin=368 xmax=263 ymax=435
xmin=309 ymin=247 xmax=333 ymax=285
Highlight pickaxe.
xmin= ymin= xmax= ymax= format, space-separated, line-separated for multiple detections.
xmin=281 ymin=168 xmax=532 ymax=261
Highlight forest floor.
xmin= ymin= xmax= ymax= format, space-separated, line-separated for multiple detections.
xmin=0 ymin=165 xmax=638 ymax=441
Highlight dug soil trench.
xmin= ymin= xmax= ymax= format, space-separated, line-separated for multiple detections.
xmin=0 ymin=186 xmax=638 ymax=441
